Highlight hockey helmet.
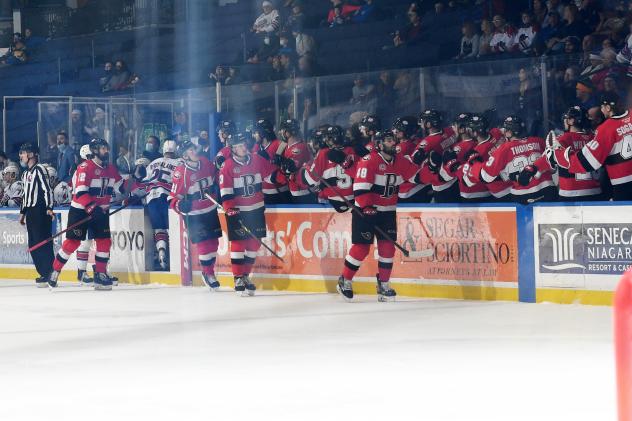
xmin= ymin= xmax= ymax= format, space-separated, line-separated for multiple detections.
xmin=178 ymin=140 xmax=197 ymax=158
xmin=216 ymin=120 xmax=236 ymax=136
xmin=227 ymin=132 xmax=248 ymax=148
xmin=79 ymin=144 xmax=92 ymax=160
xmin=2 ymin=165 xmax=18 ymax=181
xmin=19 ymin=142 xmax=39 ymax=155
xmin=453 ymin=112 xmax=473 ymax=130
xmin=43 ymin=164 xmax=57 ymax=180
xmin=359 ymin=115 xmax=381 ymax=134
xmin=419 ymin=109 xmax=443 ymax=129
xmin=278 ymin=118 xmax=300 ymax=141
xmin=162 ymin=139 xmax=177 ymax=154
xmin=392 ymin=116 xmax=417 ymax=138
xmin=467 ymin=114 xmax=490 ymax=136
xmin=89 ymin=138 xmax=110 ymax=160
xmin=562 ymin=106 xmax=586 ymax=129
xmin=502 ymin=115 xmax=526 ymax=138
xmin=324 ymin=125 xmax=345 ymax=147
xmin=253 ymin=118 xmax=275 ymax=140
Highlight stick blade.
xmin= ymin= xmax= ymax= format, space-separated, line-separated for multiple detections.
xmin=407 ymin=248 xmax=435 ymax=259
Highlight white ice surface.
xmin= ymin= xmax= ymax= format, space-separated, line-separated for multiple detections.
xmin=0 ymin=280 xmax=615 ymax=421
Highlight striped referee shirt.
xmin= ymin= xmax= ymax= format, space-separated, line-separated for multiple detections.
xmin=20 ymin=163 xmax=53 ymax=214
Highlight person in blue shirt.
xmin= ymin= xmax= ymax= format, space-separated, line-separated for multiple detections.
xmin=352 ymin=0 xmax=379 ymax=23
xmin=56 ymin=132 xmax=76 ymax=184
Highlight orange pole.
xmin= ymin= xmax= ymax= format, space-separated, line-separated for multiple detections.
xmin=615 ymin=268 xmax=632 ymax=421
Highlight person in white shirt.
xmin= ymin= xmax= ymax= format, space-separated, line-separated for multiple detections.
xmin=252 ymin=1 xmax=280 ymax=34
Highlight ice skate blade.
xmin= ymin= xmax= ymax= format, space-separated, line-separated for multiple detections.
xmin=336 ymin=284 xmax=353 ymax=302
xmin=209 ymin=286 xmax=220 ymax=292
xmin=247 ymin=289 xmax=255 ymax=297
xmin=235 ymin=288 xmax=248 ymax=297
xmin=377 ymin=294 xmax=395 ymax=302
xmin=94 ymin=284 xmax=112 ymax=291
xmin=36 ymin=282 xmax=48 ymax=289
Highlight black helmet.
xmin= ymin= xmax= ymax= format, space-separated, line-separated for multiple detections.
xmin=453 ymin=112 xmax=473 ymax=129
xmin=562 ymin=106 xmax=586 ymax=127
xmin=374 ymin=130 xmax=397 ymax=145
xmin=392 ymin=116 xmax=417 ymax=138
xmin=216 ymin=120 xmax=236 ymax=136
xmin=178 ymin=140 xmax=196 ymax=157
xmin=600 ymin=92 xmax=622 ymax=114
xmin=279 ymin=118 xmax=300 ymax=134
xmin=89 ymin=138 xmax=109 ymax=154
xmin=253 ymin=118 xmax=275 ymax=139
xmin=467 ymin=114 xmax=490 ymax=135
xmin=324 ymin=125 xmax=345 ymax=146
xmin=227 ymin=132 xmax=248 ymax=147
xmin=419 ymin=109 xmax=443 ymax=129
xmin=502 ymin=115 xmax=526 ymax=138
xmin=19 ymin=142 xmax=39 ymax=155
xmin=359 ymin=115 xmax=381 ymax=133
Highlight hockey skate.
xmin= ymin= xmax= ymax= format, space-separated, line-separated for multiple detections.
xmin=234 ymin=276 xmax=248 ymax=297
xmin=77 ymin=270 xmax=93 ymax=285
xmin=376 ymin=275 xmax=396 ymax=302
xmin=337 ymin=276 xmax=353 ymax=301
xmin=35 ymin=276 xmax=48 ymax=288
xmin=47 ymin=271 xmax=59 ymax=289
xmin=157 ymin=248 xmax=169 ymax=271
xmin=244 ymin=275 xmax=256 ymax=296
xmin=94 ymin=272 xmax=113 ymax=291
xmin=202 ymin=273 xmax=220 ymax=291
xmin=93 ymin=264 xmax=117 ymax=286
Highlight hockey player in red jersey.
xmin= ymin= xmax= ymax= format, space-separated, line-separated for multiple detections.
xmin=170 ymin=140 xmax=223 ymax=291
xmin=392 ymin=116 xmax=418 ymax=156
xmin=275 ymin=118 xmax=314 ymax=203
xmin=546 ymin=93 xmax=632 ymax=200
xmin=338 ymin=131 xmax=422 ymax=302
xmin=219 ymin=133 xmax=276 ymax=296
xmin=251 ymin=118 xmax=290 ymax=204
xmin=300 ymin=125 xmax=357 ymax=212
xmin=48 ymin=138 xmax=129 ymax=290
xmin=518 ymin=106 xmax=603 ymax=201
xmin=411 ymin=109 xmax=459 ymax=202
xmin=214 ymin=120 xmax=237 ymax=169
xmin=460 ymin=114 xmax=512 ymax=201
xmin=466 ymin=115 xmax=556 ymax=204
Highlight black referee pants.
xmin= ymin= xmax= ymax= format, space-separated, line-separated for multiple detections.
xmin=25 ymin=203 xmax=54 ymax=278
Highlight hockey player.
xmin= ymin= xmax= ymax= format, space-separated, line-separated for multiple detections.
xmin=466 ymin=115 xmax=555 ymax=204
xmin=275 ymin=119 xmax=314 ymax=203
xmin=338 ymin=131 xmax=422 ymax=302
xmin=42 ymin=164 xmax=72 ymax=206
xmin=392 ymin=116 xmax=418 ymax=156
xmin=218 ymin=133 xmax=276 ymax=296
xmin=170 ymin=140 xmax=223 ymax=290
xmin=358 ymin=115 xmax=381 ymax=153
xmin=251 ymin=118 xmax=290 ymax=204
xmin=518 ymin=106 xmax=602 ymax=201
xmin=48 ymin=138 xmax=130 ymax=290
xmin=143 ymin=140 xmax=181 ymax=270
xmin=545 ymin=93 xmax=632 ymax=200
xmin=214 ymin=120 xmax=237 ymax=169
xmin=73 ymin=144 xmax=96 ymax=285
xmin=300 ymin=125 xmax=357 ymax=212
xmin=0 ymin=165 xmax=23 ymax=207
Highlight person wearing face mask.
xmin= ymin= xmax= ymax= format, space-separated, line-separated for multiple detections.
xmin=142 ymin=135 xmax=162 ymax=162
xmin=0 ymin=151 xmax=17 ymax=173
xmin=56 ymin=131 xmax=76 ymax=184
xmin=196 ymin=130 xmax=211 ymax=158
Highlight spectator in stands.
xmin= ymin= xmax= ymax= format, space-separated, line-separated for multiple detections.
xmin=2 ymin=40 xmax=27 ymax=65
xmin=327 ymin=0 xmax=360 ymax=25
xmin=516 ymin=11 xmax=539 ymax=54
xmin=99 ymin=61 xmax=113 ymax=91
xmin=85 ymin=108 xmax=106 ymax=139
xmin=532 ymin=0 xmax=548 ymax=26
xmin=253 ymin=1 xmax=281 ymax=35
xmin=279 ymin=51 xmax=295 ymax=78
xmin=0 ymin=152 xmax=16 ymax=172
xmin=517 ymin=68 xmax=542 ymax=134
xmin=478 ymin=19 xmax=494 ymax=57
xmin=352 ymin=0 xmax=379 ymax=23
xmin=116 ymin=144 xmax=132 ymax=178
xmin=69 ymin=109 xmax=90 ymax=146
xmin=576 ymin=80 xmax=597 ymax=109
xmin=297 ymin=55 xmax=318 ymax=77
xmin=537 ymin=11 xmax=563 ymax=48
xmin=225 ymin=67 xmax=241 ymax=85
xmin=581 ymin=53 xmax=609 ymax=90
xmin=376 ymin=70 xmax=395 ymax=123
xmin=393 ymin=8 xmax=423 ymax=47
xmin=284 ymin=1 xmax=306 ymax=31
xmin=603 ymin=73 xmax=626 ymax=99
xmin=292 ymin=25 xmax=316 ymax=58
xmin=330 ymin=5 xmax=349 ymax=27
xmin=455 ymin=21 xmax=480 ymax=59
xmin=172 ymin=111 xmax=188 ymax=139
xmin=209 ymin=65 xmax=229 ymax=85
xmin=41 ymin=135 xmax=58 ymax=167
xmin=580 ymin=35 xmax=596 ymax=68
xmin=579 ymin=0 xmax=601 ymax=29
xmin=350 ymin=75 xmax=376 ymax=109
xmin=490 ymin=15 xmax=517 ymax=54
xmin=56 ymin=132 xmax=75 ymax=184
xmin=143 ymin=136 xmax=162 ymax=162
xmin=434 ymin=2 xmax=445 ymax=15
xmin=270 ymin=55 xmax=285 ymax=80
xmin=547 ymin=4 xmax=590 ymax=53
xmin=544 ymin=0 xmax=565 ymax=26
xmin=102 ymin=60 xmax=132 ymax=92
xmin=23 ymin=28 xmax=45 ymax=49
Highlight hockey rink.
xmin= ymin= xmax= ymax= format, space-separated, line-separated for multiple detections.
xmin=0 ymin=279 xmax=615 ymax=421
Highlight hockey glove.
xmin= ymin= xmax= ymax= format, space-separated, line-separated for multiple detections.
xmin=214 ymin=155 xmax=226 ymax=170
xmin=353 ymin=144 xmax=371 ymax=158
xmin=126 ymin=194 xmax=143 ymax=206
xmin=342 ymin=155 xmax=355 ymax=169
xmin=427 ymin=150 xmax=442 ymax=173
xmin=517 ymin=165 xmax=538 ymax=187
xmin=85 ymin=202 xmax=98 ymax=215
xmin=442 ymin=149 xmax=457 ymax=163
xmin=467 ymin=153 xmax=485 ymax=164
xmin=178 ymin=199 xmax=193 ymax=214
xmin=226 ymin=208 xmax=240 ymax=217
xmin=281 ymin=157 xmax=298 ymax=175
xmin=327 ymin=148 xmax=346 ymax=164
xmin=411 ymin=148 xmax=427 ymax=165
xmin=323 ymin=177 xmax=339 ymax=187
xmin=257 ymin=149 xmax=271 ymax=161
xmin=445 ymin=159 xmax=460 ymax=173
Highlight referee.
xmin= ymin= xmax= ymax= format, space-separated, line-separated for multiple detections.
xmin=18 ymin=143 xmax=55 ymax=288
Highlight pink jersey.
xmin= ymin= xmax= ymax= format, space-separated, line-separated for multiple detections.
xmin=219 ymin=153 xmax=275 ymax=211
xmin=302 ymin=146 xmax=358 ymax=203
xmin=71 ymin=159 xmax=122 ymax=210
xmin=282 ymin=140 xmax=312 ymax=198
xmin=252 ymin=139 xmax=289 ymax=195
xmin=169 ymin=157 xmax=217 ymax=215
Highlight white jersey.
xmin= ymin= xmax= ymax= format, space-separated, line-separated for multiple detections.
xmin=53 ymin=181 xmax=72 ymax=206
xmin=1 ymin=181 xmax=23 ymax=207
xmin=144 ymin=157 xmax=182 ymax=203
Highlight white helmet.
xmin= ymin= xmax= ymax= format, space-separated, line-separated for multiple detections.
xmin=162 ymin=140 xmax=177 ymax=154
xmin=135 ymin=157 xmax=150 ymax=167
xmin=79 ymin=144 xmax=92 ymax=160
xmin=43 ymin=164 xmax=57 ymax=180
xmin=2 ymin=165 xmax=18 ymax=179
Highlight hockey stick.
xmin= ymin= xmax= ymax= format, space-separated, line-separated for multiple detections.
xmin=203 ymin=193 xmax=285 ymax=263
xmin=28 ymin=195 xmax=143 ymax=253
xmin=313 ymin=170 xmax=434 ymax=259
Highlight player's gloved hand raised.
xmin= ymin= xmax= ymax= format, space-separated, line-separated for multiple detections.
xmin=411 ymin=148 xmax=426 ymax=165
xmin=342 ymin=155 xmax=354 ymax=169
xmin=353 ymin=143 xmax=370 ymax=157
xmin=178 ymin=199 xmax=193 ymax=214
xmin=442 ymin=149 xmax=457 ymax=163
xmin=361 ymin=206 xmax=377 ymax=217
xmin=518 ymin=165 xmax=538 ymax=187
xmin=257 ymin=149 xmax=270 ymax=160
xmin=214 ymin=155 xmax=226 ymax=170
xmin=226 ymin=208 xmax=240 ymax=217
xmin=280 ymin=157 xmax=298 ymax=175
xmin=544 ymin=147 xmax=559 ymax=169
xmin=427 ymin=150 xmax=442 ymax=173
xmin=327 ymin=148 xmax=346 ymax=164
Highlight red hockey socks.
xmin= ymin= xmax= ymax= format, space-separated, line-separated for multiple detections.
xmin=94 ymin=238 xmax=112 ymax=273
xmin=197 ymin=238 xmax=219 ymax=276
xmin=342 ymin=243 xmax=371 ymax=280
xmin=53 ymin=238 xmax=81 ymax=272
xmin=377 ymin=240 xmax=395 ymax=282
xmin=230 ymin=240 xmax=247 ymax=277
xmin=154 ymin=230 xmax=169 ymax=252
xmin=243 ymin=238 xmax=260 ymax=275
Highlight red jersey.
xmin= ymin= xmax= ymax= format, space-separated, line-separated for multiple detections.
xmin=479 ymin=137 xmax=554 ymax=196
xmin=214 ymin=146 xmax=232 ymax=169
xmin=282 ymin=140 xmax=312 ymax=198
xmin=396 ymin=139 xmax=417 ymax=157
xmin=554 ymin=111 xmax=632 ymax=187
xmin=71 ymin=159 xmax=123 ymax=210
xmin=354 ymin=151 xmax=420 ymax=212
xmin=415 ymin=127 xmax=459 ymax=192
xmin=252 ymin=139 xmax=289 ymax=195
xmin=462 ymin=134 xmax=512 ymax=198
xmin=169 ymin=157 xmax=217 ymax=215
xmin=439 ymin=139 xmax=491 ymax=200
xmin=302 ymin=147 xmax=357 ymax=203
xmin=534 ymin=131 xmax=601 ymax=198
xmin=219 ymin=153 xmax=275 ymax=212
